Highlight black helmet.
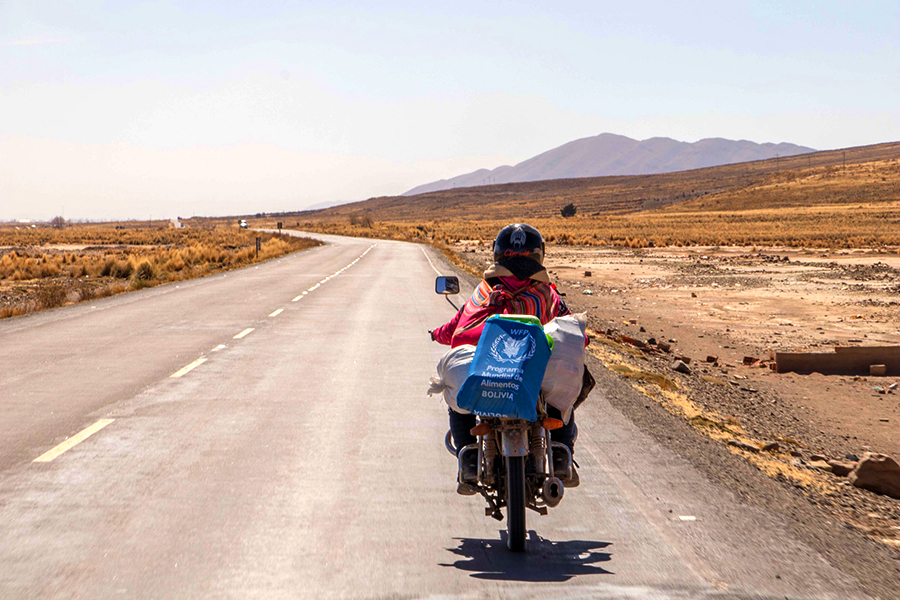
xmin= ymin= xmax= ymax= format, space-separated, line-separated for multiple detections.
xmin=493 ymin=223 xmax=545 ymax=264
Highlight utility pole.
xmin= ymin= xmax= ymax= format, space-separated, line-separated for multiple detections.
xmin=843 ymin=150 xmax=846 ymax=171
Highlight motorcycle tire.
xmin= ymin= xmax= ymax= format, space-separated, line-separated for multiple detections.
xmin=505 ymin=455 xmax=526 ymax=552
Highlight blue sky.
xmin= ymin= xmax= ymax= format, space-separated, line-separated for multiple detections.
xmin=1 ymin=1 xmax=898 ymax=220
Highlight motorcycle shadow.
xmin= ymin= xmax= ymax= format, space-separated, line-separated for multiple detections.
xmin=440 ymin=531 xmax=613 ymax=582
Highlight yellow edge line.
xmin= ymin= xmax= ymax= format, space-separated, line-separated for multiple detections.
xmin=170 ymin=357 xmax=207 ymax=378
xmin=234 ymin=327 xmax=254 ymax=339
xmin=33 ymin=419 xmax=115 ymax=463
xmin=269 ymin=308 xmax=284 ymax=317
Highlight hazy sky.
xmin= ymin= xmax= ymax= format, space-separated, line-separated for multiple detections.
xmin=2 ymin=1 xmax=898 ymax=221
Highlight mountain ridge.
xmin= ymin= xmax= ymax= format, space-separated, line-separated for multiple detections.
xmin=403 ymin=133 xmax=815 ymax=195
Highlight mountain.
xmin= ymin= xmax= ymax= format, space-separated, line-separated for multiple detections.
xmin=302 ymin=199 xmax=353 ymax=211
xmin=297 ymin=141 xmax=899 ymax=224
xmin=403 ymin=133 xmax=815 ymax=195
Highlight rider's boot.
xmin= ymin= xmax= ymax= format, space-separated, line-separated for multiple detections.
xmin=456 ymin=482 xmax=477 ymax=496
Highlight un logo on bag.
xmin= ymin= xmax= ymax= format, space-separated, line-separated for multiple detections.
xmin=489 ymin=332 xmax=536 ymax=364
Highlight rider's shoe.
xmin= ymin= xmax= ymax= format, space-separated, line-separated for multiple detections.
xmin=456 ymin=482 xmax=478 ymax=496
xmin=564 ymin=466 xmax=580 ymax=488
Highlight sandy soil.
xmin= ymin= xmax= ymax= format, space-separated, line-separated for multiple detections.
xmin=541 ymin=245 xmax=900 ymax=459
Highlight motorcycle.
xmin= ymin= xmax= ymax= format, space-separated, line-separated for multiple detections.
xmin=434 ymin=275 xmax=575 ymax=552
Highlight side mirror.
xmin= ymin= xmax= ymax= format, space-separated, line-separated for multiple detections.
xmin=435 ymin=276 xmax=460 ymax=295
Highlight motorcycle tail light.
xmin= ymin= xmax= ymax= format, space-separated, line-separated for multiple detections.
xmin=470 ymin=422 xmax=491 ymax=436
xmin=542 ymin=418 xmax=564 ymax=430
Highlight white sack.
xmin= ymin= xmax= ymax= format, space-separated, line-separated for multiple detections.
xmin=541 ymin=313 xmax=587 ymax=423
xmin=427 ymin=344 xmax=476 ymax=414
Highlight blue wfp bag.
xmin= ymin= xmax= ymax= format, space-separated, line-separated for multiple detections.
xmin=456 ymin=315 xmax=552 ymax=421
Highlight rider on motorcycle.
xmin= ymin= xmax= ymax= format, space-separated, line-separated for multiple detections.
xmin=431 ymin=223 xmax=580 ymax=487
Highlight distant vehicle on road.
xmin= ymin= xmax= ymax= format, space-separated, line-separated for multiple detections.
xmin=239 ymin=219 xmax=248 ymax=229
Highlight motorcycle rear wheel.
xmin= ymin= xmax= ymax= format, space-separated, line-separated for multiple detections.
xmin=505 ymin=455 xmax=526 ymax=552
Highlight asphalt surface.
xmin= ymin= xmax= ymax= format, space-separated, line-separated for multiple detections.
xmin=0 ymin=233 xmax=873 ymax=599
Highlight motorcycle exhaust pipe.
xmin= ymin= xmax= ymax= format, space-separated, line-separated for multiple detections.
xmin=444 ymin=430 xmax=458 ymax=456
xmin=542 ymin=477 xmax=564 ymax=508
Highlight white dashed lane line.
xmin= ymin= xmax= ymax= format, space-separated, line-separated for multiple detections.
xmin=298 ymin=243 xmax=376 ymax=296
xmin=33 ymin=419 xmax=115 ymax=463
xmin=31 ymin=243 xmax=380 ymax=466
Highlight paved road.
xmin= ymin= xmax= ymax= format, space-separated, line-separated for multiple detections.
xmin=0 ymin=233 xmax=871 ymax=599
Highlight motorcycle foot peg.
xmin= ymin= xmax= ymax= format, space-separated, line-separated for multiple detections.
xmin=542 ymin=477 xmax=565 ymax=508
xmin=485 ymin=507 xmax=504 ymax=521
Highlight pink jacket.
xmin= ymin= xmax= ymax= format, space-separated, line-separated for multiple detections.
xmin=433 ymin=266 xmax=570 ymax=348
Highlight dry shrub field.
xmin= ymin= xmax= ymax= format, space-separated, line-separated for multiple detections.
xmin=0 ymin=224 xmax=319 ymax=318
xmin=279 ymin=142 xmax=900 ymax=250
xmin=282 ymin=200 xmax=900 ymax=250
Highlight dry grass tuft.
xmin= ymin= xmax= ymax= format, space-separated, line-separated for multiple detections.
xmin=35 ymin=284 xmax=68 ymax=310
xmin=689 ymin=414 xmax=738 ymax=435
xmin=609 ymin=363 xmax=678 ymax=390
xmin=591 ymin=335 xmax=647 ymax=358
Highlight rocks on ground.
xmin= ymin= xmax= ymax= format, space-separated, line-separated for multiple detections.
xmin=673 ymin=360 xmax=691 ymax=374
xmin=827 ymin=460 xmax=858 ymax=477
xmin=727 ymin=439 xmax=760 ymax=453
xmin=849 ymin=453 xmax=900 ymax=499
